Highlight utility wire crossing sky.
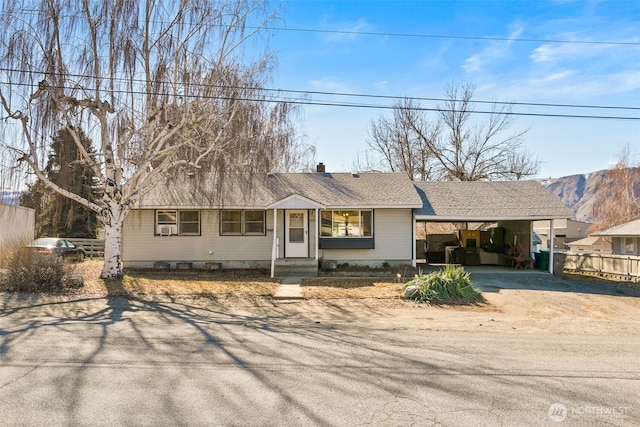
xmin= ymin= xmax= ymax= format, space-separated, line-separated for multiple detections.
xmin=265 ymin=0 xmax=640 ymax=178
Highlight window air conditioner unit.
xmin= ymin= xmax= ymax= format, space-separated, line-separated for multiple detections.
xmin=157 ymin=225 xmax=177 ymax=236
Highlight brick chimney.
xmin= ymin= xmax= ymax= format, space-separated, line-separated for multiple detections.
xmin=316 ymin=162 xmax=326 ymax=173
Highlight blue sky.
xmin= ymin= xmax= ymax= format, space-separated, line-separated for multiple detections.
xmin=265 ymin=0 xmax=640 ymax=178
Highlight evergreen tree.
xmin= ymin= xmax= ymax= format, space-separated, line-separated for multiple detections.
xmin=20 ymin=128 xmax=98 ymax=238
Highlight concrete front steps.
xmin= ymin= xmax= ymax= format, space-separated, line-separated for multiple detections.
xmin=273 ymin=258 xmax=318 ymax=277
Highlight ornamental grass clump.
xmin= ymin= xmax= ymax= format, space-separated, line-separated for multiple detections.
xmin=403 ymin=265 xmax=484 ymax=304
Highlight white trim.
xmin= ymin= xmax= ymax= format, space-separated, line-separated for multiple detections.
xmin=414 ymin=215 xmax=572 ymax=222
xmin=315 ymin=207 xmax=319 ymax=261
xmin=270 ymin=208 xmax=277 ymax=278
xmin=285 ymin=210 xmax=308 ymax=258
xmin=266 ymin=194 xmax=324 ymax=210
xmin=549 ymin=219 xmax=555 ymax=275
xmin=411 ymin=212 xmax=416 ymax=268
xmin=327 ymin=205 xmax=422 ymax=209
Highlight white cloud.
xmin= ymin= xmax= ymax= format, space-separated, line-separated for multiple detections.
xmin=530 ymin=41 xmax=611 ymax=63
xmin=373 ymin=80 xmax=389 ymax=91
xmin=530 ymin=71 xmax=575 ymax=84
xmin=309 ymin=77 xmax=351 ymax=93
xmin=323 ymin=18 xmax=370 ymax=43
xmin=492 ymin=69 xmax=640 ymax=103
xmin=462 ymin=25 xmax=524 ymax=73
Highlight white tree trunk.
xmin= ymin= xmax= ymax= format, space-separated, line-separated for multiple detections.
xmin=101 ymin=201 xmax=128 ymax=279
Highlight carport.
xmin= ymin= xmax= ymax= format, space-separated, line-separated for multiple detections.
xmin=411 ymin=181 xmax=574 ymax=274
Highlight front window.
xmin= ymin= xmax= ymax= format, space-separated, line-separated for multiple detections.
xmin=179 ymin=211 xmax=200 ymax=234
xmin=244 ymin=210 xmax=266 ymax=234
xmin=155 ymin=210 xmax=200 ymax=236
xmin=320 ymin=210 xmax=372 ymax=237
xmin=220 ymin=210 xmax=265 ymax=235
xmin=221 ymin=210 xmax=242 ymax=235
xmin=625 ymin=237 xmax=634 ymax=254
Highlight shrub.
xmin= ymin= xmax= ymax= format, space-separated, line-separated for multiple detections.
xmin=0 ymin=248 xmax=80 ymax=292
xmin=403 ymin=265 xmax=484 ymax=304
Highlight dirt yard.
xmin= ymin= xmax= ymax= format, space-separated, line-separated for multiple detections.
xmin=2 ymin=260 xmax=640 ymax=336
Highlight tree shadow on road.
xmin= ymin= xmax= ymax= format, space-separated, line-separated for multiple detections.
xmin=1 ymin=290 xmax=628 ymax=425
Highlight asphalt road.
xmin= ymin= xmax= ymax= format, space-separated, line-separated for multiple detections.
xmin=1 ymin=294 xmax=639 ymax=426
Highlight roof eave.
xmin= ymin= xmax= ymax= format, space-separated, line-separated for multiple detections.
xmin=414 ymin=214 xmax=573 ymax=222
xmin=325 ymin=205 xmax=423 ymax=210
xmin=592 ymin=232 xmax=640 ymax=237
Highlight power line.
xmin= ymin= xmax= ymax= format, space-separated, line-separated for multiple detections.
xmin=269 ymin=87 xmax=640 ymax=111
xmin=1 ymin=79 xmax=638 ymax=121
xmin=2 ymin=8 xmax=637 ymax=46
xmin=1 ymin=67 xmax=638 ymax=113
xmin=261 ymin=25 xmax=640 ymax=46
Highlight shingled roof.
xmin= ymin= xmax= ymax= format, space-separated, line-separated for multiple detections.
xmin=138 ymin=171 xmax=423 ymax=209
xmin=414 ymin=180 xmax=573 ymax=221
xmin=592 ymin=218 xmax=640 ymax=237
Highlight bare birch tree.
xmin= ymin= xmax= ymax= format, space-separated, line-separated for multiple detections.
xmin=0 ymin=0 xmax=305 ymax=278
xmin=368 ymin=82 xmax=539 ymax=181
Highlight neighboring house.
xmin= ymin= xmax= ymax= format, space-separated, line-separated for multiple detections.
xmin=533 ymin=219 xmax=592 ymax=251
xmin=566 ymin=236 xmax=612 ymax=254
xmin=592 ymin=219 xmax=640 ymax=255
xmin=123 ymin=169 xmax=573 ymax=276
xmin=0 ymin=203 xmax=35 ymax=249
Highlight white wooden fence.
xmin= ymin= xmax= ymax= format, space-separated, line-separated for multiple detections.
xmin=564 ymin=252 xmax=640 ymax=282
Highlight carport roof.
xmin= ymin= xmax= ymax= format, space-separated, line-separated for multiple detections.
xmin=414 ymin=181 xmax=574 ymax=222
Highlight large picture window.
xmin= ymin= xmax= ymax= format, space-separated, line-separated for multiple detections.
xmin=220 ymin=210 xmax=265 ymax=235
xmin=320 ymin=210 xmax=372 ymax=238
xmin=155 ymin=210 xmax=200 ymax=236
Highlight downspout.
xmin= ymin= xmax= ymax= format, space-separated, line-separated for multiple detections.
xmin=271 ymin=208 xmax=277 ymax=278
xmin=549 ymin=219 xmax=555 ymax=275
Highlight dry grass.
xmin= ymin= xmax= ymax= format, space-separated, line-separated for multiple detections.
xmin=2 ymin=259 xmax=411 ymax=300
xmin=77 ymin=260 xmax=279 ymax=297
xmin=301 ymin=277 xmax=405 ymax=299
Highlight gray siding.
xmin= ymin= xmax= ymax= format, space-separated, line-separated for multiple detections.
xmin=123 ymin=210 xmax=274 ymax=267
xmin=319 ymin=209 xmax=413 ymax=265
xmin=123 ymin=208 xmax=413 ymax=268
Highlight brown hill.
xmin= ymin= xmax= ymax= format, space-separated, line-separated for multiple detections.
xmin=539 ymin=172 xmax=601 ymax=223
xmin=539 ymin=168 xmax=640 ymax=224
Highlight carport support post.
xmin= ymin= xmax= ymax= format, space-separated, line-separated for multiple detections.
xmin=549 ymin=220 xmax=555 ymax=275
xmin=315 ymin=208 xmax=319 ymax=261
xmin=412 ymin=213 xmax=416 ymax=268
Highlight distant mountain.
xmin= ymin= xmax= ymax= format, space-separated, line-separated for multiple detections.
xmin=539 ymin=168 xmax=638 ymax=223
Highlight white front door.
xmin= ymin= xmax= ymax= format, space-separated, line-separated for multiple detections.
xmin=285 ymin=210 xmax=308 ymax=258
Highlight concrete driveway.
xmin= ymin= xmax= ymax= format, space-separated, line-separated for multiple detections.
xmin=1 ymin=273 xmax=639 ymax=426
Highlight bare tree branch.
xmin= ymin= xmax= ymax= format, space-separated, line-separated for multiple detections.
xmin=368 ymin=82 xmax=539 ymax=181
